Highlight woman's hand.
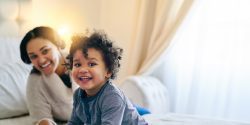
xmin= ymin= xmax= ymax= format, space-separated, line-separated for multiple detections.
xmin=37 ymin=119 xmax=56 ymax=125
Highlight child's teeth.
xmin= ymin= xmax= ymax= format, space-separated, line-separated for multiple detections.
xmin=79 ymin=77 xmax=89 ymax=80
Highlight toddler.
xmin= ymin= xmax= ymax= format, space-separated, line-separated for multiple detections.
xmin=67 ymin=31 xmax=148 ymax=125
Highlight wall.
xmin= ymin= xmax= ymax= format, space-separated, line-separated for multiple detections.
xmin=32 ymin=0 xmax=101 ymax=32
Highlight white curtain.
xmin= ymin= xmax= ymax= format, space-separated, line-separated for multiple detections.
xmin=152 ymin=0 xmax=250 ymax=122
xmin=126 ymin=0 xmax=194 ymax=76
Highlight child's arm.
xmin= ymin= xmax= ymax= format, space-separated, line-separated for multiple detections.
xmin=100 ymin=93 xmax=126 ymax=125
xmin=67 ymin=89 xmax=84 ymax=125
xmin=67 ymin=108 xmax=82 ymax=125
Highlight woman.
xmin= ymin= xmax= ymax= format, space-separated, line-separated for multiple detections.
xmin=20 ymin=26 xmax=77 ymax=125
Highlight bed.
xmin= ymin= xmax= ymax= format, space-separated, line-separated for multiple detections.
xmin=119 ymin=76 xmax=250 ymax=125
xmin=0 ymin=0 xmax=33 ymax=124
xmin=1 ymin=0 xmax=250 ymax=125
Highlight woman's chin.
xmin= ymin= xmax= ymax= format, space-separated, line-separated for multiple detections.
xmin=41 ymin=69 xmax=54 ymax=75
xmin=41 ymin=66 xmax=55 ymax=75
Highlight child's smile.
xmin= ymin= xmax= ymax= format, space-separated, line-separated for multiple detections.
xmin=78 ymin=76 xmax=92 ymax=81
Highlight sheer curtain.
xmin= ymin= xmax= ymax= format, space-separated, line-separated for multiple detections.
xmin=126 ymin=0 xmax=194 ymax=76
xmin=153 ymin=0 xmax=250 ymax=122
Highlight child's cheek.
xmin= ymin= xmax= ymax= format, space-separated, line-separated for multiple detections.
xmin=72 ymin=69 xmax=78 ymax=81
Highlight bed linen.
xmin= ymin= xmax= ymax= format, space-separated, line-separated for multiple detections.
xmin=143 ymin=113 xmax=250 ymax=125
xmin=0 ymin=115 xmax=32 ymax=125
xmin=1 ymin=113 xmax=250 ymax=125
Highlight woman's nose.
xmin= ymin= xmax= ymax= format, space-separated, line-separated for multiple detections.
xmin=38 ymin=56 xmax=46 ymax=64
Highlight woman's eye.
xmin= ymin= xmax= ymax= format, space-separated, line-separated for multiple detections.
xmin=29 ymin=55 xmax=37 ymax=60
xmin=42 ymin=49 xmax=49 ymax=55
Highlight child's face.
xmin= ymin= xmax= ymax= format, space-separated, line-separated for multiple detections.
xmin=72 ymin=48 xmax=111 ymax=96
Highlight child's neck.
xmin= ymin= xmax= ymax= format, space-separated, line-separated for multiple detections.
xmin=85 ymin=80 xmax=108 ymax=97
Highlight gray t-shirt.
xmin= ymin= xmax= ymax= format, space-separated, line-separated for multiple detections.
xmin=67 ymin=81 xmax=148 ymax=125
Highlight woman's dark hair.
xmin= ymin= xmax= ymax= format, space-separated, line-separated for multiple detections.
xmin=20 ymin=26 xmax=65 ymax=64
xmin=68 ymin=31 xmax=123 ymax=79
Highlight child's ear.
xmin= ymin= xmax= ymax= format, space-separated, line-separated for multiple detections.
xmin=105 ymin=72 xmax=112 ymax=79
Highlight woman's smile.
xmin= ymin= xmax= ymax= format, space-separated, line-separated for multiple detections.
xmin=40 ymin=61 xmax=53 ymax=72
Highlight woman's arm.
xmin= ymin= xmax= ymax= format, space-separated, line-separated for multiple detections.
xmin=26 ymin=74 xmax=55 ymax=124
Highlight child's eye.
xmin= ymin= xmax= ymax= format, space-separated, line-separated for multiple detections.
xmin=42 ymin=49 xmax=49 ymax=55
xmin=73 ymin=63 xmax=81 ymax=67
xmin=88 ymin=63 xmax=97 ymax=67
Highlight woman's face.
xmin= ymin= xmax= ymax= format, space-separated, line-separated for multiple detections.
xmin=26 ymin=38 xmax=61 ymax=75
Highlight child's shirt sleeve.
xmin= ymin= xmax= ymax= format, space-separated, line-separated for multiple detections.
xmin=100 ymin=93 xmax=126 ymax=125
xmin=67 ymin=89 xmax=84 ymax=125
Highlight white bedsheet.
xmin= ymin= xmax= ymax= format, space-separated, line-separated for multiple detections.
xmin=0 ymin=115 xmax=31 ymax=125
xmin=143 ymin=113 xmax=250 ymax=125
xmin=1 ymin=113 xmax=250 ymax=125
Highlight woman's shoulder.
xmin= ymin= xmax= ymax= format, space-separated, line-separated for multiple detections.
xmin=26 ymin=73 xmax=43 ymax=90
xmin=27 ymin=73 xmax=42 ymax=83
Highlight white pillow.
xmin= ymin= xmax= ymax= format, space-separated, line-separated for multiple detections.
xmin=0 ymin=0 xmax=18 ymax=20
xmin=120 ymin=76 xmax=170 ymax=114
xmin=0 ymin=62 xmax=31 ymax=118
xmin=0 ymin=37 xmax=22 ymax=63
xmin=0 ymin=21 xmax=19 ymax=37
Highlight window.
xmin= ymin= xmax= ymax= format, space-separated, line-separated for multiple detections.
xmin=153 ymin=0 xmax=250 ymax=122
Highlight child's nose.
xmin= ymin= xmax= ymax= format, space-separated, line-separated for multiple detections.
xmin=79 ymin=66 xmax=88 ymax=73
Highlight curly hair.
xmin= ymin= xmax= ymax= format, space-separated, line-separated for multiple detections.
xmin=68 ymin=31 xmax=123 ymax=79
